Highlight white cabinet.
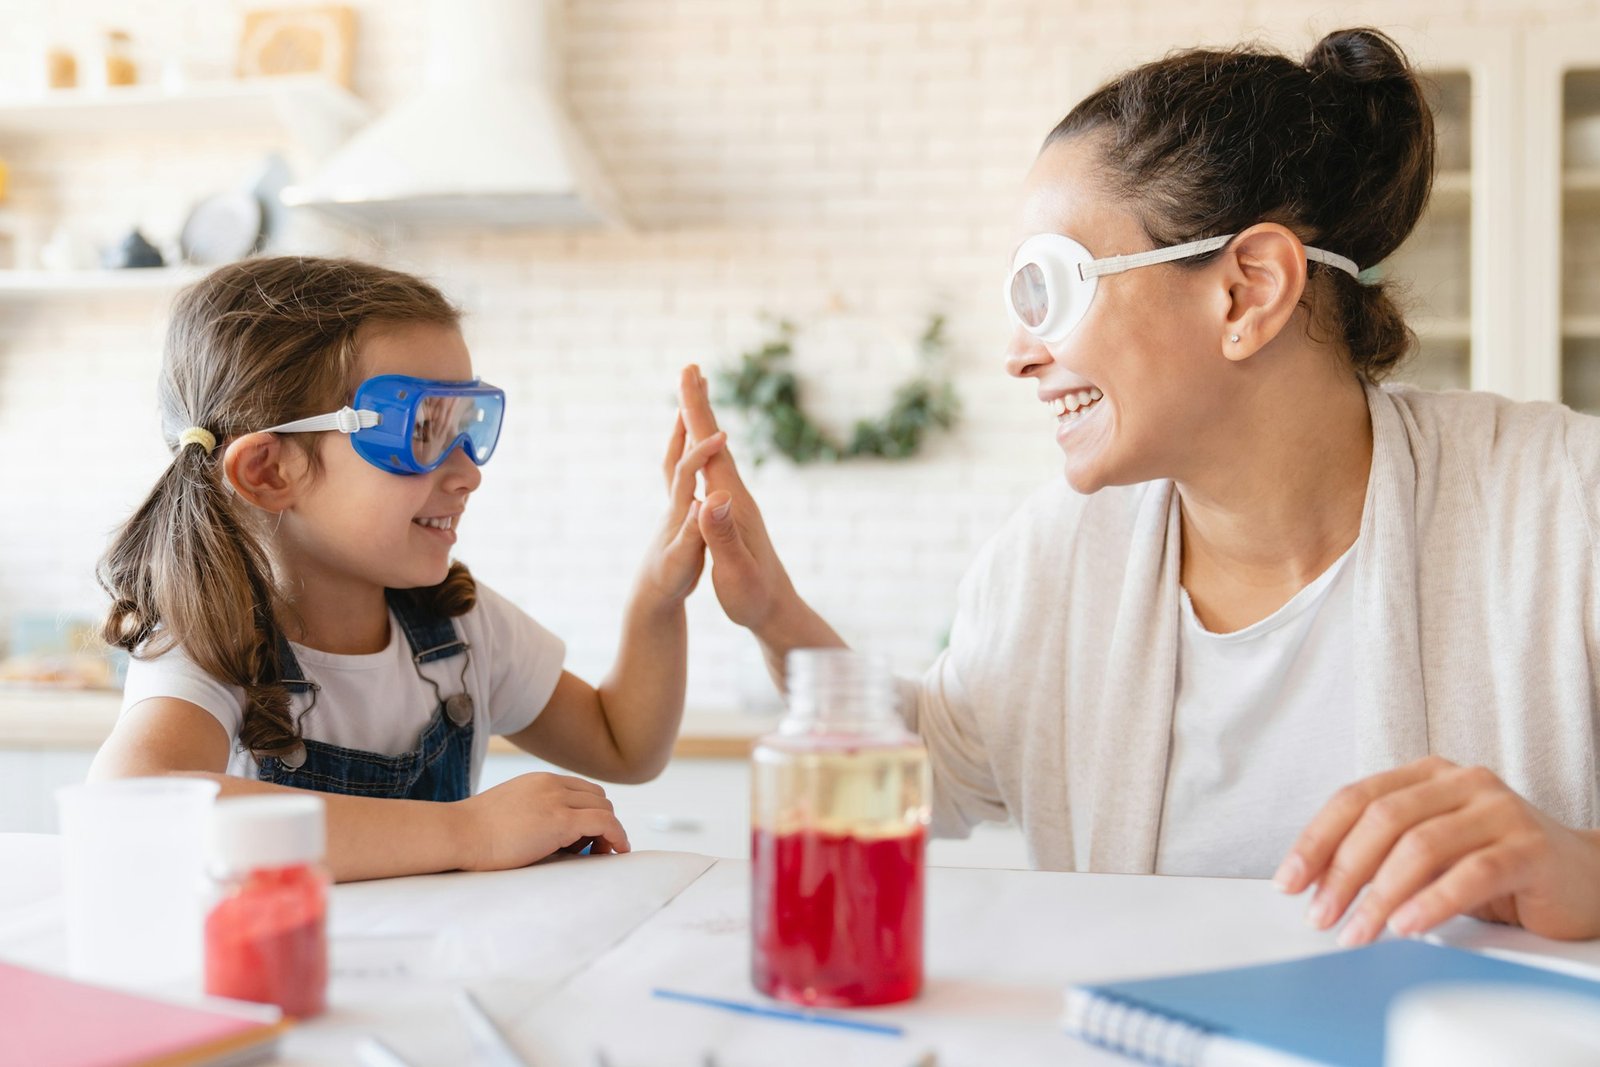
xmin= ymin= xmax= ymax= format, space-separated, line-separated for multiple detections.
xmin=1389 ymin=28 xmax=1521 ymax=396
xmin=0 ymin=749 xmax=95 ymax=834
xmin=1347 ymin=24 xmax=1600 ymax=403
xmin=1525 ymin=29 xmax=1600 ymax=411
xmin=481 ymin=755 xmax=753 ymax=858
xmin=480 ymin=753 xmax=1032 ymax=868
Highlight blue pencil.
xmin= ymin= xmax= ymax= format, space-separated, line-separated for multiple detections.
xmin=651 ymin=988 xmax=906 ymax=1037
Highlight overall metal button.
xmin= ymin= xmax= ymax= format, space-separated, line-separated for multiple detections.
xmin=445 ymin=692 xmax=474 ymax=727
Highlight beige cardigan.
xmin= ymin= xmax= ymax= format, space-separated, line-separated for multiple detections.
xmin=904 ymin=384 xmax=1600 ymax=873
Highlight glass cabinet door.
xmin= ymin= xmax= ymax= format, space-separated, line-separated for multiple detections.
xmin=1559 ymin=67 xmax=1600 ymax=411
xmin=1523 ymin=25 xmax=1600 ymax=406
xmin=1384 ymin=27 xmax=1519 ymax=398
xmin=1386 ymin=70 xmax=1474 ymax=392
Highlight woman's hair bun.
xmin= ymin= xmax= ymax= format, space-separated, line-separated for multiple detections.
xmin=1304 ymin=27 xmax=1412 ymax=85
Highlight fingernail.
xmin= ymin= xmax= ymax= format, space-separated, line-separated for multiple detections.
xmin=1273 ymin=854 xmax=1305 ymax=893
xmin=1337 ymin=914 xmax=1373 ymax=948
xmin=1389 ymin=902 xmax=1421 ymax=936
xmin=713 ymin=500 xmax=731 ymax=521
xmin=1307 ymin=892 xmax=1336 ymax=929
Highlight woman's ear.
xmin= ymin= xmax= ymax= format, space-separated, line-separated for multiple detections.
xmin=1218 ymin=223 xmax=1310 ymax=363
xmin=222 ymin=432 xmax=305 ymax=513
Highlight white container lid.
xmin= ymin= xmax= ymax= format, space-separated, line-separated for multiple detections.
xmin=1389 ymin=983 xmax=1600 ymax=1067
xmin=209 ymin=794 xmax=326 ymax=872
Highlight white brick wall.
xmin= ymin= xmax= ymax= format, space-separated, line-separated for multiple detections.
xmin=2 ymin=0 xmax=1596 ymax=713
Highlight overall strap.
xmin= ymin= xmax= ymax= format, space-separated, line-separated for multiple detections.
xmin=385 ymin=589 xmax=475 ymax=727
xmin=272 ymin=632 xmax=318 ymax=696
xmin=384 ymin=589 xmax=469 ymax=663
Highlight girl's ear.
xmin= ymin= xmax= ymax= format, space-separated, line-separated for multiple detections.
xmin=222 ymin=432 xmax=307 ymax=513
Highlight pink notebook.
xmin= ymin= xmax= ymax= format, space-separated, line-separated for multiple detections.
xmin=0 ymin=961 xmax=288 ymax=1067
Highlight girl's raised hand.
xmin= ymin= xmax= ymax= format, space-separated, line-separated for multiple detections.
xmin=454 ymin=772 xmax=630 ymax=871
xmin=638 ymin=412 xmax=726 ymax=605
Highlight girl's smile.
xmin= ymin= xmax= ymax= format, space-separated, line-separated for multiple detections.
xmin=413 ymin=511 xmax=462 ymax=544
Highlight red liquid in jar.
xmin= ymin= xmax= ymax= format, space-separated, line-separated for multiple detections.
xmin=204 ymin=864 xmax=327 ymax=1018
xmin=751 ymin=826 xmax=925 ymax=1007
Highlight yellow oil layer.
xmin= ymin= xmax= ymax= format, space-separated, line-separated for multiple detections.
xmin=751 ymin=739 xmax=930 ymax=839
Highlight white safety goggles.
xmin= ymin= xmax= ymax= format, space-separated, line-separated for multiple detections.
xmin=1004 ymin=232 xmax=1362 ymax=345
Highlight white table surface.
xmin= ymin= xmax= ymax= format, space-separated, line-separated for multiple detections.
xmin=3 ymin=833 xmax=1597 ymax=1067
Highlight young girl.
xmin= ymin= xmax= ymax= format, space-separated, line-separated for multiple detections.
xmin=89 ymin=255 xmax=725 ymax=882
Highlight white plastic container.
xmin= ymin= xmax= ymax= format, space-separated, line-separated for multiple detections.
xmin=1389 ymin=983 xmax=1600 ymax=1066
xmin=55 ymin=777 xmax=219 ymax=990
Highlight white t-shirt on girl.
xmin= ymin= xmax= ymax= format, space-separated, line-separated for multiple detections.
xmin=119 ymin=581 xmax=565 ymax=792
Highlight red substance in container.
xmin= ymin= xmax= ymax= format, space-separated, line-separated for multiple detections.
xmin=204 ymin=864 xmax=327 ymax=1018
xmin=751 ymin=826 xmax=924 ymax=1007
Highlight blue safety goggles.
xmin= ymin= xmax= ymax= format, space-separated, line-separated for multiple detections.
xmin=265 ymin=375 xmax=506 ymax=474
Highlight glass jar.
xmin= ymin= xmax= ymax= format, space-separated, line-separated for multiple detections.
xmin=204 ymin=795 xmax=329 ymax=1018
xmin=101 ymin=30 xmax=138 ymax=88
xmin=750 ymin=649 xmax=930 ymax=1007
xmin=43 ymin=46 xmax=77 ymax=90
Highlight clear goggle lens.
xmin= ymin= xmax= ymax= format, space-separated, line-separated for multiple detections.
xmin=409 ymin=392 xmax=504 ymax=468
xmin=1008 ymin=262 xmax=1050 ymax=329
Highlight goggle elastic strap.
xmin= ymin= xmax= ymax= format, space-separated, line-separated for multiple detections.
xmin=266 ymin=407 xmax=382 ymax=435
xmin=1079 ymin=234 xmax=1362 ymax=282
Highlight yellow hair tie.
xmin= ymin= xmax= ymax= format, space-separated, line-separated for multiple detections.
xmin=178 ymin=426 xmax=217 ymax=455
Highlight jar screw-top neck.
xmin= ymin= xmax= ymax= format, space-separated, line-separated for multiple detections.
xmin=782 ymin=648 xmax=901 ymax=735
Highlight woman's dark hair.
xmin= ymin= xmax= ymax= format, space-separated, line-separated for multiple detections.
xmin=1046 ymin=27 xmax=1435 ymax=382
xmin=98 ymin=256 xmax=478 ymax=759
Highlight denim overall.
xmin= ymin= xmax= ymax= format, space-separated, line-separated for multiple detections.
xmin=255 ymin=591 xmax=475 ymax=801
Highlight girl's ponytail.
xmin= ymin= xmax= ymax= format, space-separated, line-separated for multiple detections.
xmin=98 ymin=424 xmax=301 ymax=756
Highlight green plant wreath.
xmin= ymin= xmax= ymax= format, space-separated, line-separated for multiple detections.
xmin=714 ymin=313 xmax=959 ymax=464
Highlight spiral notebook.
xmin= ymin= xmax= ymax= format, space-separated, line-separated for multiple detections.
xmin=1063 ymin=939 xmax=1600 ymax=1067
xmin=0 ymin=960 xmax=288 ymax=1067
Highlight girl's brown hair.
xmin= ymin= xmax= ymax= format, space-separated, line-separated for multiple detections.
xmin=99 ymin=256 xmax=477 ymax=759
xmin=1047 ymin=27 xmax=1435 ymax=382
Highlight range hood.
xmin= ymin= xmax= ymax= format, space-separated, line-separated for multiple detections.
xmin=280 ymin=0 xmax=626 ymax=230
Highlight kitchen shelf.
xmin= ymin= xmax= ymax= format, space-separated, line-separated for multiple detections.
xmin=0 ymin=267 xmax=204 ymax=297
xmin=1413 ymin=316 xmax=1473 ymax=342
xmin=1565 ymin=315 xmax=1600 ymax=339
xmin=0 ymin=77 xmax=369 ymax=157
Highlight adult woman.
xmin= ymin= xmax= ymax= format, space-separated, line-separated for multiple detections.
xmin=678 ymin=28 xmax=1600 ymax=945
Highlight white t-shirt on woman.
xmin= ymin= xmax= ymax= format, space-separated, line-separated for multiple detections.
xmin=1155 ymin=543 xmax=1359 ymax=877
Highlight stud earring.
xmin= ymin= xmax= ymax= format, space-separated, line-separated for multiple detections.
xmin=1229 ymin=334 xmax=1241 ymax=343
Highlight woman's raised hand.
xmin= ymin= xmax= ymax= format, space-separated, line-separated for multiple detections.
xmin=676 ymin=364 xmax=803 ymax=634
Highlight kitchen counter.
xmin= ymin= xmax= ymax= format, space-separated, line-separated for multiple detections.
xmin=0 ymin=687 xmax=776 ymax=760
